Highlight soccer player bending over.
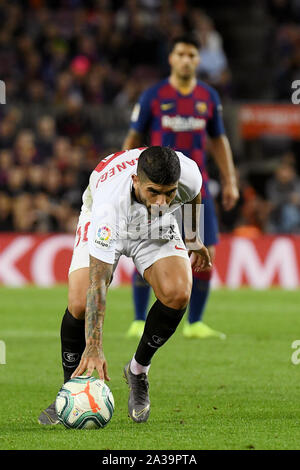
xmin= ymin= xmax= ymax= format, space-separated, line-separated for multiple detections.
xmin=39 ymin=146 xmax=211 ymax=424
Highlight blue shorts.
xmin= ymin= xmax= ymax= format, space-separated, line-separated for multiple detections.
xmin=202 ymin=196 xmax=219 ymax=247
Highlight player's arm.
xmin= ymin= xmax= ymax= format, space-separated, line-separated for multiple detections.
xmin=183 ymin=191 xmax=212 ymax=272
xmin=206 ymin=87 xmax=239 ymax=211
xmin=122 ymin=88 xmax=153 ymax=150
xmin=71 ymin=255 xmax=113 ymax=381
xmin=122 ymin=128 xmax=144 ymax=150
xmin=208 ymin=134 xmax=239 ymax=211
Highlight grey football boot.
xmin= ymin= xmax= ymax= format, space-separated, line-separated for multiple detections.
xmin=123 ymin=361 xmax=150 ymax=423
xmin=38 ymin=401 xmax=60 ymax=425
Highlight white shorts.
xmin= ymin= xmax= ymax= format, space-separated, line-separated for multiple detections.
xmin=69 ymin=211 xmax=189 ymax=278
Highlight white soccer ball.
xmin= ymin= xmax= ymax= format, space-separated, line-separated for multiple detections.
xmin=55 ymin=375 xmax=114 ymax=429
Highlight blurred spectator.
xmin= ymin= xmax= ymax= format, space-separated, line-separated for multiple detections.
xmin=216 ymin=169 xmax=271 ymax=237
xmin=0 ymin=118 xmax=17 ymax=150
xmin=43 ymin=167 xmax=63 ymax=202
xmin=267 ymin=0 xmax=295 ymax=24
xmin=0 ymin=192 xmax=14 ymax=231
xmin=56 ymin=92 xmax=91 ymax=144
xmin=0 ymin=150 xmax=13 ymax=189
xmin=61 ymin=169 xmax=82 ymax=209
xmin=191 ymin=10 xmax=232 ymax=97
xmin=12 ymin=193 xmax=36 ymax=232
xmin=33 ymin=192 xmax=60 ymax=233
xmin=52 ymin=136 xmax=72 ymax=171
xmin=274 ymin=23 xmax=300 ymax=99
xmin=6 ymin=166 xmax=27 ymax=197
xmin=14 ymin=130 xmax=39 ymax=166
xmin=232 ymin=183 xmax=271 ymax=238
xmin=26 ymin=165 xmax=45 ymax=194
xmin=266 ymin=161 xmax=300 ymax=233
xmin=35 ymin=115 xmax=56 ymax=161
xmin=53 ymin=71 xmax=74 ymax=105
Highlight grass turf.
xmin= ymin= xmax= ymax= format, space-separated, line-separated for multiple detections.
xmin=0 ymin=286 xmax=300 ymax=450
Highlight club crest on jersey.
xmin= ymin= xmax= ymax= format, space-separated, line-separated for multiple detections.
xmin=161 ymin=102 xmax=175 ymax=111
xmin=94 ymin=225 xmax=112 ymax=249
xmin=196 ymin=101 xmax=207 ymax=114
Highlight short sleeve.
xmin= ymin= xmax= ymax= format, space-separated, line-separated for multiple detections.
xmin=88 ymin=200 xmax=117 ymax=264
xmin=176 ymin=152 xmax=202 ymax=202
xmin=130 ymin=88 xmax=153 ymax=134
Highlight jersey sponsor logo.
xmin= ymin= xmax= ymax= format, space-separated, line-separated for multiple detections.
xmin=161 ymin=115 xmax=206 ymax=132
xmin=196 ymin=101 xmax=207 ymax=114
xmin=94 ymin=225 xmax=112 ymax=249
xmin=161 ymin=102 xmax=175 ymax=111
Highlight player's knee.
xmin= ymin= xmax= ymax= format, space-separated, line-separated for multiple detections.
xmin=68 ymin=299 xmax=86 ymax=320
xmin=159 ymin=283 xmax=191 ymax=310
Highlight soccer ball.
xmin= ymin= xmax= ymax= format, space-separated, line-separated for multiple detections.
xmin=55 ymin=375 xmax=114 ymax=429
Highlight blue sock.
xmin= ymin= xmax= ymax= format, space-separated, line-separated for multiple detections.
xmin=132 ymin=270 xmax=151 ymax=321
xmin=188 ymin=277 xmax=210 ymax=324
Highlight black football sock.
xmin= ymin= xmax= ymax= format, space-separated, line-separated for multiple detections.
xmin=60 ymin=308 xmax=85 ymax=383
xmin=134 ymin=300 xmax=186 ymax=366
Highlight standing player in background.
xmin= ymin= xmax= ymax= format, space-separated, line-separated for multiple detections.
xmin=123 ymin=34 xmax=239 ymax=340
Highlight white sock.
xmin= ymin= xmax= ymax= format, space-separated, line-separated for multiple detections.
xmin=130 ymin=356 xmax=151 ymax=375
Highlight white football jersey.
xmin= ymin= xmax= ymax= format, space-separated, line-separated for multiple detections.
xmin=84 ymin=148 xmax=202 ymax=263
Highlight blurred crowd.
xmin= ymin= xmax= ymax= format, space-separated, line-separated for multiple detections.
xmin=0 ymin=0 xmax=300 ymax=236
xmin=267 ymin=0 xmax=300 ymax=100
xmin=215 ymin=153 xmax=300 ymax=236
xmin=0 ymin=0 xmax=231 ymax=106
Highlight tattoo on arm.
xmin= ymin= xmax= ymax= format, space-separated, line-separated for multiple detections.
xmin=84 ymin=255 xmax=113 ymax=357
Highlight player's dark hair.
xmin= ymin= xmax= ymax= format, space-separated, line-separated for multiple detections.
xmin=138 ymin=146 xmax=181 ymax=185
xmin=169 ymin=34 xmax=201 ymax=52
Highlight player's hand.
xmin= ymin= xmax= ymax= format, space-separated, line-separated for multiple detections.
xmin=222 ymin=182 xmax=239 ymax=211
xmin=71 ymin=346 xmax=110 ymax=381
xmin=186 ymin=240 xmax=212 ymax=272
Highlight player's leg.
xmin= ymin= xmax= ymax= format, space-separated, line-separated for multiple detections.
xmin=38 ymin=268 xmax=89 ymax=426
xmin=61 ymin=267 xmax=89 ymax=382
xmin=189 ymin=246 xmax=215 ymax=326
xmin=126 ymin=268 xmax=150 ymax=338
xmin=124 ymin=253 xmax=192 ymax=422
xmin=38 ymin=214 xmax=90 ymax=425
xmin=183 ymin=197 xmax=225 ymax=339
xmin=183 ymin=246 xmax=225 ymax=339
xmin=135 ymin=255 xmax=192 ymax=363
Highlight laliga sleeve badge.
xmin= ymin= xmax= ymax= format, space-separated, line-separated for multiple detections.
xmin=94 ymin=225 xmax=112 ymax=249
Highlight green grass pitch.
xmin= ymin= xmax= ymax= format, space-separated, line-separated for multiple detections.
xmin=1 ymin=285 xmax=300 ymax=450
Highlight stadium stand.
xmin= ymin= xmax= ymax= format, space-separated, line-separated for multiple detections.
xmin=0 ymin=0 xmax=299 ymax=235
